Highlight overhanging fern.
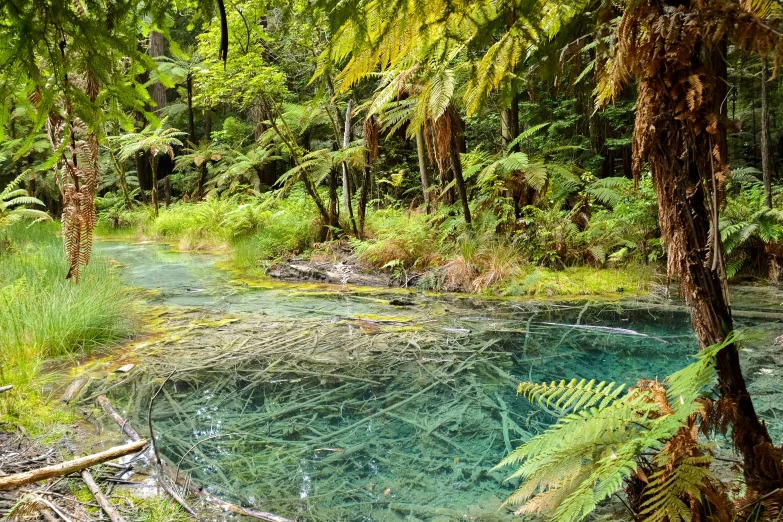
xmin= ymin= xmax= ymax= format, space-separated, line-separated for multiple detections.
xmin=496 ymin=334 xmax=740 ymax=522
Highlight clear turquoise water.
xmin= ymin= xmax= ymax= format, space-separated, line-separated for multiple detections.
xmin=95 ymin=241 xmax=783 ymax=521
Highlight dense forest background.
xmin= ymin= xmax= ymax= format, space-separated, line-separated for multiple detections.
xmin=1 ymin=0 xmax=782 ymax=294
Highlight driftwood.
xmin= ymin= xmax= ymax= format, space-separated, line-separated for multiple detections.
xmin=97 ymin=395 xmax=293 ymax=522
xmin=80 ymin=470 xmax=127 ymax=522
xmin=60 ymin=377 xmax=89 ymax=403
xmin=97 ymin=395 xmax=142 ymax=440
xmin=0 ymin=440 xmax=148 ymax=490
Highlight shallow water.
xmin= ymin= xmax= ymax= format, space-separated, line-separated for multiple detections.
xmin=94 ymin=241 xmax=783 ymax=521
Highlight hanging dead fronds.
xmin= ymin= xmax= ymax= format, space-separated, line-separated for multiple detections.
xmin=362 ymin=115 xmax=380 ymax=162
xmin=432 ymin=105 xmax=462 ymax=175
xmin=602 ymin=0 xmax=783 ymax=501
xmin=43 ymin=75 xmax=101 ymax=283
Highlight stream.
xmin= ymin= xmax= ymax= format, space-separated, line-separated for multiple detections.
xmin=92 ymin=241 xmax=783 ymax=521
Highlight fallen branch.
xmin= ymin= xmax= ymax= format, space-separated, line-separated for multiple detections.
xmin=98 ymin=394 xmax=291 ymax=521
xmin=80 ymin=470 xmax=127 ymax=522
xmin=97 ymin=394 xmax=198 ymax=518
xmin=0 ymin=440 xmax=148 ymax=490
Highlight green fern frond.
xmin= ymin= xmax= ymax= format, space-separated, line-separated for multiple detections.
xmin=519 ymin=378 xmax=626 ymax=413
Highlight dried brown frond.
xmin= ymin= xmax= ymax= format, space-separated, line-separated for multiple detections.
xmin=363 ymin=115 xmax=380 ymax=162
xmin=46 ymin=97 xmax=100 ymax=282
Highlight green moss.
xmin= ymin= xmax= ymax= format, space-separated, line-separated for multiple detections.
xmin=498 ymin=265 xmax=654 ymax=297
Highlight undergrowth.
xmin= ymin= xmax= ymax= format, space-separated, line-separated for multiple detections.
xmin=0 ymin=221 xmax=136 ymax=436
xmin=96 ymin=190 xmax=656 ymax=296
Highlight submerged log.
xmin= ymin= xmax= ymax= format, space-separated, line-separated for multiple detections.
xmin=60 ymin=377 xmax=89 ymax=403
xmin=0 ymin=440 xmax=148 ymax=490
xmin=97 ymin=395 xmax=293 ymax=522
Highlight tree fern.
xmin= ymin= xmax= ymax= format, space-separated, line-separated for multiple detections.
xmin=496 ymin=335 xmax=737 ymax=522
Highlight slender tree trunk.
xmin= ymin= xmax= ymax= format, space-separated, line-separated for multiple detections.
xmin=358 ymin=159 xmax=371 ymax=240
xmin=205 ymin=111 xmax=212 ymax=141
xmin=449 ymin=137 xmax=471 ymax=227
xmin=761 ymin=58 xmax=773 ymax=208
xmin=150 ymin=156 xmax=159 ymax=215
xmin=341 ymin=99 xmax=358 ymax=235
xmin=197 ymin=164 xmax=207 ymax=200
xmin=416 ymin=127 xmax=433 ymax=212
xmin=186 ymin=73 xmax=195 ymax=144
xmin=328 ymin=168 xmax=339 ymax=238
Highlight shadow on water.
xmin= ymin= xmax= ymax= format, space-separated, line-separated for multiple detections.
xmin=94 ymin=241 xmax=783 ymax=521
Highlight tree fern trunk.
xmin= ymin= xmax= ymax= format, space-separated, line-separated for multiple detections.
xmin=761 ymin=58 xmax=773 ymax=209
xmin=628 ymin=3 xmax=783 ymax=494
xmin=449 ymin=136 xmax=471 ymax=228
xmin=197 ymin=163 xmax=207 ymax=200
xmin=358 ymin=159 xmax=371 ymax=240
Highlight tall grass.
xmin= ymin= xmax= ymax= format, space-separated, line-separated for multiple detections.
xmin=0 ymin=221 xmax=136 ymax=430
xmin=97 ymin=191 xmax=320 ymax=271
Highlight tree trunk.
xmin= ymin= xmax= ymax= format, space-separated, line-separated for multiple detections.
xmin=205 ymin=111 xmax=212 ymax=141
xmin=416 ymin=127 xmax=433 ymax=212
xmin=328 ymin=168 xmax=339 ymax=238
xmin=358 ymin=159 xmax=371 ymax=240
xmin=148 ymin=31 xmax=167 ymax=113
xmin=501 ymin=90 xmax=520 ymax=152
xmin=761 ymin=58 xmax=773 ymax=208
xmin=197 ymin=163 xmax=207 ymax=200
xmin=150 ymin=156 xmax=159 ymax=215
xmin=341 ymin=99 xmax=358 ymax=235
xmin=186 ymin=73 xmax=195 ymax=144
xmin=449 ymin=136 xmax=471 ymax=227
xmin=636 ymin=20 xmax=783 ymax=495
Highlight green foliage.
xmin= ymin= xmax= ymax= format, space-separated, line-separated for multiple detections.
xmin=721 ymin=173 xmax=783 ymax=278
xmin=0 ymin=222 xmax=135 ymax=431
xmin=350 ymin=208 xmax=439 ymax=269
xmin=495 ymin=335 xmax=738 ymax=522
xmin=0 ymin=171 xmax=51 ymax=230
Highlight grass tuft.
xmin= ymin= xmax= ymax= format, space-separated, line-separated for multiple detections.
xmin=0 ymin=221 xmax=136 ymax=434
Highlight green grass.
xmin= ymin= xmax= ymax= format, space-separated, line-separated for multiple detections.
xmin=97 ymin=191 xmax=320 ymax=273
xmin=0 ymin=221 xmax=136 ymax=434
xmin=95 ymin=193 xmax=657 ymax=297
